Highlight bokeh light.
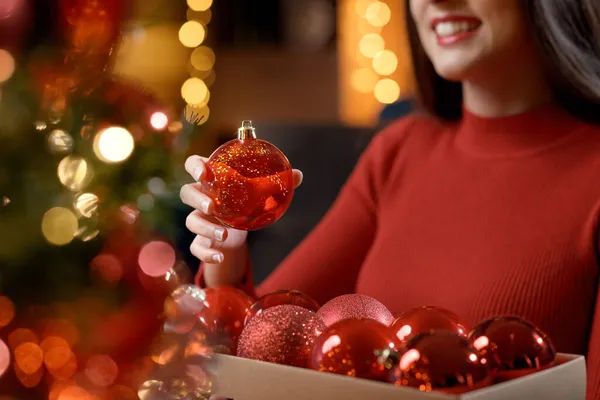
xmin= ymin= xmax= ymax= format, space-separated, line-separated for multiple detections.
xmin=179 ymin=21 xmax=206 ymax=48
xmin=139 ymin=241 xmax=176 ymax=277
xmin=374 ymin=78 xmax=401 ymax=104
xmin=57 ymin=156 xmax=94 ymax=192
xmin=150 ymin=112 xmax=169 ymax=130
xmin=181 ymin=77 xmax=209 ymax=106
xmin=0 ymin=340 xmax=9 ymax=378
xmin=190 ymin=46 xmax=216 ymax=72
xmin=187 ymin=0 xmax=213 ymax=11
xmin=85 ymin=354 xmax=118 ymax=387
xmin=359 ymin=33 xmax=384 ymax=58
xmin=365 ymin=1 xmax=391 ymax=27
xmin=8 ymin=329 xmax=38 ymax=350
xmin=355 ymin=0 xmax=376 ymax=17
xmin=14 ymin=342 xmax=43 ymax=374
xmin=91 ymin=254 xmax=123 ymax=285
xmin=93 ymin=126 xmax=135 ymax=164
xmin=57 ymin=386 xmax=92 ymax=400
xmin=184 ymin=104 xmax=210 ymax=125
xmin=0 ymin=296 xmax=15 ymax=328
xmin=0 ymin=49 xmax=15 ymax=83
xmin=73 ymin=192 xmax=99 ymax=219
xmin=351 ymin=68 xmax=379 ymax=93
xmin=41 ymin=207 xmax=79 ymax=246
xmin=48 ymin=129 xmax=74 ymax=154
xmin=372 ymin=49 xmax=398 ymax=76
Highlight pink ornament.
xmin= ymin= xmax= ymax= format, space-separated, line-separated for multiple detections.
xmin=316 ymin=294 xmax=394 ymax=327
xmin=237 ymin=305 xmax=326 ymax=368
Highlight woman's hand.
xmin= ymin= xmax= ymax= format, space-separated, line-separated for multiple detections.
xmin=180 ymin=155 xmax=303 ymax=282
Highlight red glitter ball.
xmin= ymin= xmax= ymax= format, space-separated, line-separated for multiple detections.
xmin=202 ymin=121 xmax=294 ymax=231
xmin=245 ymin=290 xmax=320 ymax=325
xmin=316 ymin=294 xmax=394 ymax=327
xmin=196 ymin=286 xmax=254 ymax=354
xmin=468 ymin=316 xmax=556 ymax=380
xmin=310 ymin=318 xmax=399 ymax=381
xmin=391 ymin=306 xmax=469 ymax=343
xmin=390 ymin=331 xmax=492 ymax=393
xmin=237 ymin=305 xmax=326 ymax=368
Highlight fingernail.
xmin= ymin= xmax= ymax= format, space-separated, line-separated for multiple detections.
xmin=214 ymin=228 xmax=224 ymax=241
xmin=193 ymin=167 xmax=203 ymax=181
xmin=202 ymin=200 xmax=211 ymax=214
xmin=212 ymin=253 xmax=223 ymax=263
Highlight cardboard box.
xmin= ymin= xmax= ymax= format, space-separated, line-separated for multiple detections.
xmin=208 ymin=353 xmax=585 ymax=399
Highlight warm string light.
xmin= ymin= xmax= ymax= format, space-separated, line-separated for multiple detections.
xmin=354 ymin=0 xmax=400 ymax=104
xmin=181 ymin=0 xmax=214 ymax=125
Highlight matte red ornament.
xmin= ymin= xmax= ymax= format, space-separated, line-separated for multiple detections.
xmin=391 ymin=306 xmax=469 ymax=343
xmin=468 ymin=316 xmax=556 ymax=380
xmin=237 ymin=305 xmax=325 ymax=368
xmin=195 ymin=286 xmax=254 ymax=354
xmin=202 ymin=121 xmax=295 ymax=231
xmin=310 ymin=318 xmax=399 ymax=381
xmin=316 ymin=294 xmax=394 ymax=327
xmin=390 ymin=331 xmax=492 ymax=393
xmin=245 ymin=290 xmax=320 ymax=325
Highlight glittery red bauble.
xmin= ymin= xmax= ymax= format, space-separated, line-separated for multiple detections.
xmin=391 ymin=306 xmax=469 ymax=343
xmin=202 ymin=121 xmax=294 ymax=231
xmin=237 ymin=305 xmax=325 ymax=368
xmin=195 ymin=286 xmax=254 ymax=354
xmin=316 ymin=294 xmax=394 ymax=327
xmin=0 ymin=0 xmax=32 ymax=53
xmin=310 ymin=318 xmax=399 ymax=381
xmin=390 ymin=331 xmax=492 ymax=393
xmin=468 ymin=316 xmax=556 ymax=380
xmin=245 ymin=290 xmax=320 ymax=325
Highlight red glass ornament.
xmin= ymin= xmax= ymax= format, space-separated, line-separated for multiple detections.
xmin=237 ymin=305 xmax=325 ymax=368
xmin=0 ymin=0 xmax=32 ymax=53
xmin=195 ymin=286 xmax=254 ymax=355
xmin=468 ymin=316 xmax=556 ymax=380
xmin=245 ymin=290 xmax=320 ymax=325
xmin=391 ymin=306 xmax=469 ymax=343
xmin=310 ymin=318 xmax=399 ymax=381
xmin=390 ymin=331 xmax=492 ymax=393
xmin=316 ymin=294 xmax=394 ymax=327
xmin=202 ymin=121 xmax=295 ymax=231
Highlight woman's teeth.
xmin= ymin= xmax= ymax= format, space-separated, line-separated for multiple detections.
xmin=434 ymin=21 xmax=480 ymax=37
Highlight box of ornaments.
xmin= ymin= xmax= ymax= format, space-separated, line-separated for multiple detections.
xmin=190 ymin=287 xmax=585 ymax=400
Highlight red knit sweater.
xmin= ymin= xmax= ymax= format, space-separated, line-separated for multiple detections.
xmin=197 ymin=103 xmax=600 ymax=399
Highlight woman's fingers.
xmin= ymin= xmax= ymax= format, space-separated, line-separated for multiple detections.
xmin=180 ymin=183 xmax=213 ymax=214
xmin=185 ymin=210 xmax=227 ymax=242
xmin=190 ymin=234 xmax=224 ymax=264
xmin=292 ymin=169 xmax=303 ymax=188
xmin=185 ymin=155 xmax=208 ymax=181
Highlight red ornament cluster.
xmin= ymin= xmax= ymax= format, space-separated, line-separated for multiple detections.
xmin=191 ymin=287 xmax=558 ymax=395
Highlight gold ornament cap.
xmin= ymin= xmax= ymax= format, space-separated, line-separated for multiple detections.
xmin=237 ymin=120 xmax=257 ymax=140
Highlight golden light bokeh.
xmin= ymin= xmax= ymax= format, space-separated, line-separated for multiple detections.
xmin=365 ymin=1 xmax=391 ymax=27
xmin=178 ymin=21 xmax=206 ymax=48
xmin=190 ymin=46 xmax=216 ymax=72
xmin=187 ymin=0 xmax=213 ymax=12
xmin=93 ymin=126 xmax=135 ymax=164
xmin=358 ymin=33 xmax=385 ymax=58
xmin=57 ymin=156 xmax=94 ymax=192
xmin=150 ymin=111 xmax=169 ymax=130
xmin=181 ymin=77 xmax=209 ymax=106
xmin=14 ymin=342 xmax=44 ymax=375
xmin=184 ymin=104 xmax=210 ymax=125
xmin=372 ymin=49 xmax=398 ymax=76
xmin=0 ymin=49 xmax=15 ymax=84
xmin=355 ymin=0 xmax=376 ymax=17
xmin=48 ymin=130 xmax=73 ymax=154
xmin=41 ymin=207 xmax=79 ymax=246
xmin=351 ymin=67 xmax=379 ymax=93
xmin=374 ymin=78 xmax=401 ymax=104
xmin=73 ymin=192 xmax=99 ymax=219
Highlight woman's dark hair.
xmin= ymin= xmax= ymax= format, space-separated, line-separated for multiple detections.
xmin=406 ymin=0 xmax=600 ymax=122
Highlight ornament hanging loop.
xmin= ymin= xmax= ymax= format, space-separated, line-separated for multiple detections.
xmin=238 ymin=120 xmax=257 ymax=140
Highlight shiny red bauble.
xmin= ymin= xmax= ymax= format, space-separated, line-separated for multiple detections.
xmin=195 ymin=286 xmax=254 ymax=354
xmin=237 ymin=305 xmax=326 ymax=368
xmin=468 ymin=316 xmax=556 ymax=380
xmin=245 ymin=290 xmax=320 ymax=325
xmin=310 ymin=318 xmax=399 ymax=381
xmin=391 ymin=331 xmax=492 ymax=393
xmin=391 ymin=306 xmax=469 ymax=343
xmin=316 ymin=294 xmax=394 ymax=327
xmin=202 ymin=121 xmax=295 ymax=231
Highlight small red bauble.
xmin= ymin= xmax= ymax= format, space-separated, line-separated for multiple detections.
xmin=316 ymin=294 xmax=394 ymax=327
xmin=391 ymin=306 xmax=469 ymax=343
xmin=468 ymin=316 xmax=556 ymax=380
xmin=310 ymin=318 xmax=399 ymax=381
xmin=245 ymin=290 xmax=320 ymax=325
xmin=237 ymin=305 xmax=326 ymax=368
xmin=202 ymin=121 xmax=295 ymax=231
xmin=390 ymin=331 xmax=492 ymax=393
xmin=195 ymin=286 xmax=254 ymax=354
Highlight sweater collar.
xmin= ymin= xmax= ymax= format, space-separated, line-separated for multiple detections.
xmin=455 ymin=102 xmax=587 ymax=158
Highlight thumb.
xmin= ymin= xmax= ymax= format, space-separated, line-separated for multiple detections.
xmin=292 ymin=169 xmax=303 ymax=188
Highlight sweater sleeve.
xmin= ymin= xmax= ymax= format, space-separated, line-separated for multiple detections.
xmin=195 ymin=117 xmax=416 ymax=305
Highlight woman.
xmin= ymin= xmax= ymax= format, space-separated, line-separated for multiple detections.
xmin=180 ymin=0 xmax=600 ymax=397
